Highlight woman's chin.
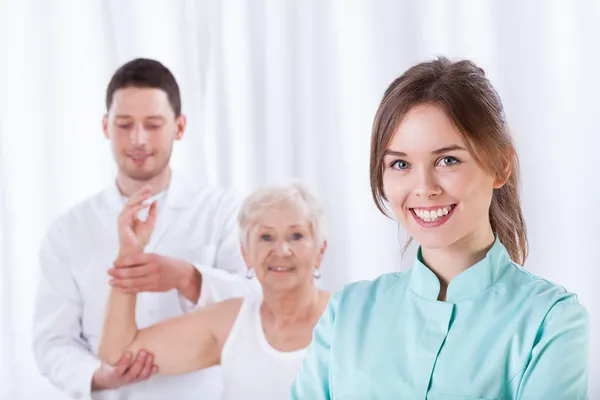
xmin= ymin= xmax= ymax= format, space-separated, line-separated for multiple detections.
xmin=409 ymin=228 xmax=465 ymax=252
xmin=262 ymin=275 xmax=315 ymax=293
xmin=415 ymin=237 xmax=452 ymax=251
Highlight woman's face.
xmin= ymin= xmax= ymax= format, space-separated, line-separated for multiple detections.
xmin=243 ymin=203 xmax=326 ymax=292
xmin=382 ymin=104 xmax=503 ymax=251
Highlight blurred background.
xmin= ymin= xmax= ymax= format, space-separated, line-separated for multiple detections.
xmin=0 ymin=0 xmax=597 ymax=398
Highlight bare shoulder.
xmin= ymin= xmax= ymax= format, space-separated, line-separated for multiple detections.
xmin=199 ymin=298 xmax=245 ymax=343
xmin=214 ymin=297 xmax=245 ymax=315
xmin=196 ymin=297 xmax=244 ymax=320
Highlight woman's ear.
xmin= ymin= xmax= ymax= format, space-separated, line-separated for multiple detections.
xmin=240 ymin=244 xmax=250 ymax=267
xmin=315 ymin=240 xmax=328 ymax=267
xmin=493 ymin=167 xmax=511 ymax=189
xmin=493 ymin=153 xmax=513 ymax=189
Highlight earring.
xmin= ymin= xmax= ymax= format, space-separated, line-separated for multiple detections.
xmin=313 ymin=267 xmax=321 ymax=279
xmin=245 ymin=267 xmax=254 ymax=279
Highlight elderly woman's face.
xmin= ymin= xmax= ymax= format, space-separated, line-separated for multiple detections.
xmin=244 ymin=203 xmax=325 ymax=291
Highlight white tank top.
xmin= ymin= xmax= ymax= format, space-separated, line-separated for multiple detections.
xmin=220 ymin=296 xmax=308 ymax=400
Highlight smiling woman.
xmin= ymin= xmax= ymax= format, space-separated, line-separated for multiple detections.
xmin=381 ymin=104 xmax=511 ymax=271
xmin=290 ymin=57 xmax=590 ymax=399
xmin=238 ymin=182 xmax=327 ymax=286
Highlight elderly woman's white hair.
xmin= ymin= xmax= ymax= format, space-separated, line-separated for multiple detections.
xmin=238 ymin=181 xmax=327 ymax=248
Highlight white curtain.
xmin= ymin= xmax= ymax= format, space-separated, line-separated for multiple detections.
xmin=1 ymin=1 xmax=597 ymax=398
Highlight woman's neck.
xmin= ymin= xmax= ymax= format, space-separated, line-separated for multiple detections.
xmin=421 ymin=224 xmax=496 ymax=300
xmin=261 ymin=284 xmax=325 ymax=327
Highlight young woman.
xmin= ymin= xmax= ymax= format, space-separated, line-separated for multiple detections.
xmin=99 ymin=182 xmax=330 ymax=399
xmin=291 ymin=57 xmax=589 ymax=399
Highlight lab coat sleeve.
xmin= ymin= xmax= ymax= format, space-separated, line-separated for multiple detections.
xmin=32 ymin=220 xmax=105 ymax=400
xmin=179 ymin=190 xmax=261 ymax=312
xmin=289 ymin=291 xmax=340 ymax=400
xmin=516 ymin=296 xmax=590 ymax=399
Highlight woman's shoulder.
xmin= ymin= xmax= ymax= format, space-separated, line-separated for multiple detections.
xmin=200 ymin=298 xmax=246 ymax=340
xmin=503 ymin=262 xmax=588 ymax=317
xmin=505 ymin=263 xmax=577 ymax=297
xmin=343 ymin=271 xmax=408 ymax=293
xmin=202 ymin=296 xmax=245 ymax=314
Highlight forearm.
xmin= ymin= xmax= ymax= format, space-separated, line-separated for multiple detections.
xmin=98 ymin=290 xmax=137 ymax=364
xmin=98 ymin=248 xmax=140 ymax=365
xmin=177 ymin=263 xmax=202 ymax=304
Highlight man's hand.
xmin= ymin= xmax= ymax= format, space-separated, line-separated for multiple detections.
xmin=108 ymin=253 xmax=201 ymax=303
xmin=118 ymin=186 xmax=158 ymax=252
xmin=92 ymin=350 xmax=157 ymax=391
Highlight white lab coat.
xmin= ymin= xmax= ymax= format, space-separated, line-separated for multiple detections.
xmin=32 ymin=170 xmax=259 ymax=400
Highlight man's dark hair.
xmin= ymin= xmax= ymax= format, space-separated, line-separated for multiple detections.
xmin=105 ymin=58 xmax=182 ymax=116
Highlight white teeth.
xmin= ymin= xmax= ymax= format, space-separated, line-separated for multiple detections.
xmin=270 ymin=267 xmax=292 ymax=271
xmin=413 ymin=206 xmax=453 ymax=222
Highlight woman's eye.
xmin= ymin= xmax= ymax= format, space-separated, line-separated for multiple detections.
xmin=260 ymin=234 xmax=272 ymax=241
xmin=438 ymin=156 xmax=460 ymax=167
xmin=391 ymin=160 xmax=410 ymax=170
xmin=291 ymin=233 xmax=303 ymax=240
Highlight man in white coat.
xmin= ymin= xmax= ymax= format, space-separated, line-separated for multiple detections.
xmin=32 ymin=58 xmax=254 ymax=400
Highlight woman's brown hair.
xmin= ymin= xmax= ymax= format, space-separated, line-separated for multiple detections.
xmin=370 ymin=57 xmax=528 ymax=265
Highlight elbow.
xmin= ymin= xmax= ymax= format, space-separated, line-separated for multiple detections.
xmin=98 ymin=327 xmax=139 ymax=365
xmin=97 ymin=343 xmax=123 ymax=366
xmin=98 ymin=334 xmax=137 ymax=366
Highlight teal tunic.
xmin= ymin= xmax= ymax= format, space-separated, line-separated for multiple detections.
xmin=291 ymin=238 xmax=589 ymax=399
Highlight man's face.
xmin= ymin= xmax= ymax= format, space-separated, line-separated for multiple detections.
xmin=103 ymin=87 xmax=185 ymax=181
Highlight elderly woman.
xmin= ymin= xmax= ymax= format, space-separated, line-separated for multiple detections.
xmin=98 ymin=182 xmax=330 ymax=399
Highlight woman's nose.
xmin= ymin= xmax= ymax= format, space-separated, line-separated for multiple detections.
xmin=413 ymin=168 xmax=442 ymax=199
xmin=275 ymin=242 xmax=292 ymax=256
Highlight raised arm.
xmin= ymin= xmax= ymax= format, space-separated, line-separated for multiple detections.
xmin=34 ymin=210 xmax=158 ymax=397
xmin=98 ymin=186 xmax=240 ymax=375
xmin=98 ymin=266 xmax=241 ymax=375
